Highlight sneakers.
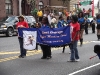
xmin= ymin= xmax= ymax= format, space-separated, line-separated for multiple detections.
xmin=41 ymin=57 xmax=47 ymax=59
xmin=67 ymin=59 xmax=75 ymax=62
xmin=75 ymin=59 xmax=80 ymax=62
xmin=41 ymin=56 xmax=52 ymax=59
xmin=18 ymin=55 xmax=26 ymax=58
xmin=67 ymin=59 xmax=80 ymax=62
xmin=46 ymin=56 xmax=52 ymax=59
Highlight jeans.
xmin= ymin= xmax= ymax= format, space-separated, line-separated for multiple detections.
xmin=70 ymin=40 xmax=79 ymax=60
xmin=18 ymin=37 xmax=27 ymax=56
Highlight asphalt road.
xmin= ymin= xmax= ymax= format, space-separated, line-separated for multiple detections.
xmin=0 ymin=29 xmax=100 ymax=75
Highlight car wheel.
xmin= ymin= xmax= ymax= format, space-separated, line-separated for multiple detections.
xmin=6 ymin=28 xmax=14 ymax=37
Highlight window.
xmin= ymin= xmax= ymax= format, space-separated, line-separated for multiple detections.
xmin=5 ymin=0 xmax=12 ymax=15
xmin=39 ymin=1 xmax=44 ymax=10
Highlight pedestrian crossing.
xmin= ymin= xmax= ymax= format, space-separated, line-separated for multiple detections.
xmin=0 ymin=41 xmax=91 ymax=63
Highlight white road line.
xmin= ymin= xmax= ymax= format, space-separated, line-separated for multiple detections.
xmin=68 ymin=62 xmax=100 ymax=75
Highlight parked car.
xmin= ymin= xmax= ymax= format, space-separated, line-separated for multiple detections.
xmin=25 ymin=16 xmax=36 ymax=28
xmin=0 ymin=16 xmax=36 ymax=37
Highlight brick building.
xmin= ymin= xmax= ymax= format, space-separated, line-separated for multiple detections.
xmin=49 ymin=0 xmax=79 ymax=12
xmin=35 ymin=0 xmax=50 ymax=10
xmin=50 ymin=0 xmax=70 ymax=11
xmin=70 ymin=0 xmax=79 ymax=11
xmin=0 ymin=0 xmax=79 ymax=20
xmin=0 ymin=0 xmax=49 ymax=20
xmin=0 ymin=0 xmax=18 ymax=20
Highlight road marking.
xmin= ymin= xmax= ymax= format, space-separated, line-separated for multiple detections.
xmin=0 ymin=56 xmax=18 ymax=62
xmin=0 ymin=41 xmax=91 ymax=63
xmin=68 ymin=62 xmax=100 ymax=75
xmin=0 ymin=41 xmax=91 ymax=55
xmin=0 ymin=50 xmax=41 ymax=55
xmin=0 ymin=52 xmax=42 ymax=62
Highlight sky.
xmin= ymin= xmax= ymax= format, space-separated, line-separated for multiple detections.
xmin=94 ymin=0 xmax=98 ymax=5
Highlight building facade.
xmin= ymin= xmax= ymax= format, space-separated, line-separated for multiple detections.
xmin=0 ymin=0 xmax=49 ymax=20
xmin=0 ymin=0 xmax=19 ymax=20
xmin=70 ymin=0 xmax=79 ymax=11
xmin=0 ymin=0 xmax=79 ymax=20
xmin=98 ymin=0 xmax=100 ymax=12
xmin=35 ymin=0 xmax=49 ymax=10
xmin=50 ymin=0 xmax=70 ymax=11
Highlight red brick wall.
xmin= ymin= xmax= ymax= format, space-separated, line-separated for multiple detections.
xmin=0 ymin=0 xmax=6 ymax=20
xmin=12 ymin=0 xmax=19 ymax=16
xmin=0 ymin=0 xmax=19 ymax=20
xmin=0 ymin=0 xmax=49 ymax=20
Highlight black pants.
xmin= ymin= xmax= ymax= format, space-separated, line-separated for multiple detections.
xmin=85 ymin=24 xmax=88 ymax=34
xmin=40 ymin=44 xmax=51 ymax=57
xmin=18 ymin=37 xmax=27 ymax=56
xmin=39 ymin=17 xmax=43 ymax=22
xmin=92 ymin=24 xmax=95 ymax=33
xmin=35 ymin=43 xmax=38 ymax=50
xmin=63 ymin=44 xmax=71 ymax=53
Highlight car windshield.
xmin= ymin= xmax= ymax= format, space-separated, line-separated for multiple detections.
xmin=6 ymin=16 xmax=18 ymax=23
xmin=6 ymin=16 xmax=16 ymax=22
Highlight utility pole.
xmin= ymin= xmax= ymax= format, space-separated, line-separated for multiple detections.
xmin=19 ymin=0 xmax=22 ymax=15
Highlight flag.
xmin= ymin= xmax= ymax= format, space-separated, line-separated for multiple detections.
xmin=23 ymin=30 xmax=37 ymax=50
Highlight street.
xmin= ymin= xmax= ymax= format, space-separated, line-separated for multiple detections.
xmin=0 ymin=29 xmax=100 ymax=75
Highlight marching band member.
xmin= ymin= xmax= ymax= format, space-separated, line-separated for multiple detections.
xmin=78 ymin=12 xmax=85 ymax=46
xmin=91 ymin=17 xmax=96 ymax=33
xmin=96 ymin=14 xmax=100 ymax=40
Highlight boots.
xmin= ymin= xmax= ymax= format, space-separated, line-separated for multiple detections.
xmin=80 ymin=38 xmax=83 ymax=46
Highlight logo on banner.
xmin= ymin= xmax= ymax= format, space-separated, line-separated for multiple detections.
xmin=23 ymin=31 xmax=37 ymax=50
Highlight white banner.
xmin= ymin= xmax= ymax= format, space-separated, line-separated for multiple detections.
xmin=23 ymin=31 xmax=37 ymax=50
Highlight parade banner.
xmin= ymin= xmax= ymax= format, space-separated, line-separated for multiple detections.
xmin=18 ymin=26 xmax=71 ymax=47
xmin=23 ymin=31 xmax=37 ymax=50
xmin=37 ymin=26 xmax=71 ymax=46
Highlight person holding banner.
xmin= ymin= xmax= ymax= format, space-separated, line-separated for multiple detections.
xmin=67 ymin=15 xmax=80 ymax=62
xmin=40 ymin=17 xmax=52 ymax=59
xmin=16 ymin=15 xmax=29 ymax=58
